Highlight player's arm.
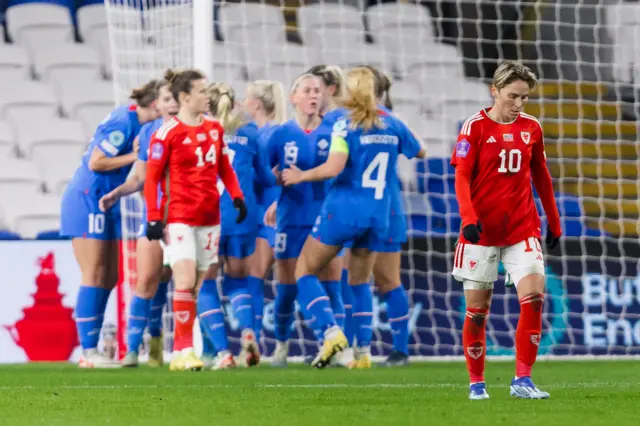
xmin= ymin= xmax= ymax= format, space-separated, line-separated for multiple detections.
xmin=217 ymin=130 xmax=248 ymax=223
xmin=88 ymin=127 xmax=139 ymax=172
xmin=144 ymin=136 xmax=170 ymax=223
xmin=252 ymin=137 xmax=277 ymax=187
xmin=98 ymin=160 xmax=146 ymax=211
xmin=451 ymin=128 xmax=480 ymax=241
xmin=281 ymin=135 xmax=347 ymax=185
xmin=530 ymin=132 xmax=562 ymax=245
xmin=393 ymin=114 xmax=427 ymax=159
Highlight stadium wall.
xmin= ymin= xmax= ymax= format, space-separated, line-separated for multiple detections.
xmin=0 ymin=238 xmax=639 ymax=363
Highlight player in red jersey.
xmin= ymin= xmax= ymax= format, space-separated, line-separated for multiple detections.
xmin=451 ymin=61 xmax=561 ymax=400
xmin=144 ymin=68 xmax=247 ymax=371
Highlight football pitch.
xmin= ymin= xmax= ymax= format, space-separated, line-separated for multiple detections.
xmin=0 ymin=361 xmax=638 ymax=426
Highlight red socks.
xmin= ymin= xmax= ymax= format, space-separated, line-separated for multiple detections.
xmin=173 ymin=289 xmax=196 ymax=352
xmin=515 ymin=293 xmax=544 ymax=378
xmin=463 ymin=307 xmax=488 ymax=383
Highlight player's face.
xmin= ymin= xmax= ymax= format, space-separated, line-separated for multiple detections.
xmin=492 ymin=79 xmax=530 ymax=121
xmin=157 ymin=85 xmax=178 ymax=118
xmin=292 ymin=77 xmax=321 ymax=116
xmin=243 ymin=92 xmax=260 ymax=119
xmin=186 ymin=78 xmax=210 ymax=114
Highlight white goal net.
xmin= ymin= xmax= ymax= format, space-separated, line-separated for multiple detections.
xmin=107 ymin=0 xmax=640 ymax=359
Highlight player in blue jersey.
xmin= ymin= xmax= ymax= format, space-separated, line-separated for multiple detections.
xmin=60 ymin=79 xmax=163 ymax=368
xmin=363 ymin=65 xmax=426 ymax=367
xmin=243 ymin=80 xmax=287 ymax=347
xmin=194 ymin=82 xmax=277 ymax=370
xmin=98 ymin=79 xmax=178 ymax=368
xmin=263 ymin=73 xmax=344 ymax=367
xmin=281 ymin=67 xmax=423 ymax=368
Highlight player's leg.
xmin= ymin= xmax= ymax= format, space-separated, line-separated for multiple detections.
xmin=452 ymin=242 xmax=499 ymax=400
xmin=247 ymin=227 xmax=276 ymax=343
xmin=502 ymin=237 xmax=549 ymax=399
xmin=340 ymin=249 xmax=355 ymax=345
xmin=346 ymin=244 xmax=379 ymax=369
xmin=373 ymin=248 xmax=410 ymax=367
xmin=164 ymin=223 xmax=202 ymax=371
xmin=147 ymin=263 xmax=171 ymax=367
xmin=295 ymin=235 xmax=348 ymax=368
xmin=318 ymin=256 xmax=345 ymax=330
xmin=222 ymin=233 xmax=260 ymax=367
xmin=62 ymin=188 xmax=120 ymax=368
xmin=123 ymin=236 xmax=164 ymax=367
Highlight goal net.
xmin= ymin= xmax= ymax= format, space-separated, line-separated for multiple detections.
xmin=107 ymin=0 xmax=640 ymax=360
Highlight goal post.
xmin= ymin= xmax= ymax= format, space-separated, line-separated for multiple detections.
xmin=104 ymin=0 xmax=640 ymax=360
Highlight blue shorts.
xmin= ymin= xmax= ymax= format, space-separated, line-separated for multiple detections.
xmin=60 ymin=185 xmax=122 ymax=240
xmin=219 ymin=233 xmax=257 ymax=259
xmin=275 ymin=226 xmax=312 ymax=260
xmin=257 ymin=224 xmax=275 ymax=248
xmin=311 ymin=214 xmax=385 ymax=252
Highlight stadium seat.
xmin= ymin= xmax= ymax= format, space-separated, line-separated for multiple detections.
xmin=77 ymin=2 xmax=107 ymax=43
xmin=6 ymin=2 xmax=74 ymax=51
xmin=367 ymin=2 xmax=435 ymax=44
xmin=0 ymin=44 xmax=31 ymax=81
xmin=605 ymin=3 xmax=640 ymax=82
xmin=36 ymin=229 xmax=69 ymax=240
xmin=0 ymin=120 xmax=17 ymax=158
xmin=0 ymin=193 xmax=61 ymax=239
xmin=14 ymin=117 xmax=85 ymax=158
xmin=0 ymin=229 xmax=22 ymax=240
xmin=0 ymin=80 xmax=59 ymax=121
xmin=221 ymin=4 xmax=285 ymax=47
xmin=0 ymin=158 xmax=43 ymax=199
xmin=75 ymin=104 xmax=112 ymax=139
xmin=32 ymin=43 xmax=101 ymax=85
xmin=60 ymin=80 xmax=113 ymax=118
xmin=212 ymin=42 xmax=250 ymax=81
xmin=403 ymin=43 xmax=464 ymax=80
xmin=245 ymin=43 xmax=320 ymax=83
xmin=298 ymin=4 xmax=363 ymax=35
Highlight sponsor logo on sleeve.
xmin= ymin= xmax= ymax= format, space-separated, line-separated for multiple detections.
xmin=108 ymin=130 xmax=125 ymax=147
xmin=150 ymin=142 xmax=164 ymax=160
xmin=456 ymin=139 xmax=470 ymax=158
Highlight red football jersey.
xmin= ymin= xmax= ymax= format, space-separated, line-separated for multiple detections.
xmin=144 ymin=116 xmax=243 ymax=227
xmin=451 ymin=108 xmax=561 ymax=246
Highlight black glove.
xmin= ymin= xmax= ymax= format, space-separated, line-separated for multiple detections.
xmin=462 ymin=222 xmax=482 ymax=244
xmin=545 ymin=225 xmax=560 ymax=250
xmin=233 ymin=197 xmax=248 ymax=224
xmin=146 ymin=221 xmax=164 ymax=241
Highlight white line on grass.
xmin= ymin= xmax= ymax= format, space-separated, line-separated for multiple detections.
xmin=0 ymin=382 xmax=635 ymax=391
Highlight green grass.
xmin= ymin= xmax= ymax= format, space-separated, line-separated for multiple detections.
xmin=0 ymin=361 xmax=639 ymax=426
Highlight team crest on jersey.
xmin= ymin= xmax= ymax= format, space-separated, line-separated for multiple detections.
xmin=467 ymin=345 xmax=483 ymax=360
xmin=209 ymin=130 xmax=219 ymax=141
xmin=531 ymin=334 xmax=541 ymax=346
xmin=150 ymin=142 xmax=164 ymax=160
xmin=521 ymin=132 xmax=531 ymax=144
xmin=503 ymin=133 xmax=514 ymax=142
xmin=456 ymin=139 xmax=470 ymax=158
xmin=175 ymin=311 xmax=190 ymax=324
xmin=197 ymin=133 xmax=207 ymax=142
xmin=467 ymin=257 xmax=479 ymax=271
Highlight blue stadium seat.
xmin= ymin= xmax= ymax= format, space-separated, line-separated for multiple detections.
xmin=8 ymin=0 xmax=72 ymax=7
xmin=0 ymin=230 xmax=22 ymax=240
xmin=36 ymin=230 xmax=70 ymax=240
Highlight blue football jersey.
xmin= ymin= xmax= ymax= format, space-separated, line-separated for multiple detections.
xmin=67 ymin=105 xmax=142 ymax=192
xmin=267 ymin=119 xmax=329 ymax=228
xmin=220 ymin=122 xmax=276 ymax=235
xmin=255 ymin=121 xmax=280 ymax=212
xmin=323 ymin=112 xmax=420 ymax=229
xmin=138 ymin=118 xmax=163 ymax=162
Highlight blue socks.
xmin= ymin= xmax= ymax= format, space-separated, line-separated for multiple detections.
xmin=247 ymin=275 xmax=264 ymax=341
xmin=148 ymin=281 xmax=169 ymax=338
xmin=126 ymin=295 xmax=151 ymax=353
xmin=274 ymin=283 xmax=297 ymax=342
xmin=383 ymin=286 xmax=410 ymax=356
xmin=351 ymin=283 xmax=373 ymax=348
xmin=75 ymin=286 xmax=111 ymax=350
xmin=200 ymin=319 xmax=217 ymax=357
xmin=197 ymin=279 xmax=228 ymax=352
xmin=296 ymin=275 xmax=336 ymax=334
xmin=222 ymin=275 xmax=253 ymax=331
xmin=322 ymin=280 xmax=344 ymax=329
xmin=341 ymin=270 xmax=355 ymax=346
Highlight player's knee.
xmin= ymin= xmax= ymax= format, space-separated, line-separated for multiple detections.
xmin=377 ymin=280 xmax=400 ymax=295
xmin=512 ymin=270 xmax=545 ymax=293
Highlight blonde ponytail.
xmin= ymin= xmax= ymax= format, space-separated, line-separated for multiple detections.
xmin=343 ymin=67 xmax=381 ymax=131
xmin=208 ymin=82 xmax=243 ymax=134
xmin=247 ymin=80 xmax=287 ymax=124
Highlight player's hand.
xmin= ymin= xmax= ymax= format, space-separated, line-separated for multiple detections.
xmin=545 ymin=225 xmax=560 ymax=250
xmin=233 ymin=197 xmax=248 ymax=224
xmin=281 ymin=165 xmax=304 ymax=186
xmin=264 ymin=202 xmax=276 ymax=227
xmin=146 ymin=221 xmax=164 ymax=241
xmin=462 ymin=222 xmax=482 ymax=244
xmin=99 ymin=191 xmax=119 ymax=212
